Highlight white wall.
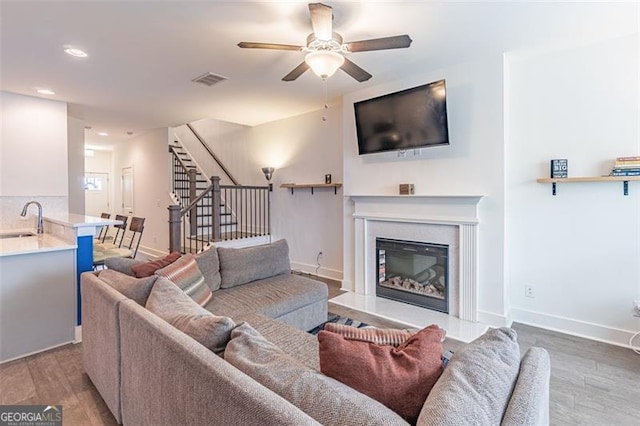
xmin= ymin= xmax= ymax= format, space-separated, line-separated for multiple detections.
xmin=342 ymin=56 xmax=508 ymax=325
xmin=0 ymin=92 xmax=69 ymax=228
xmin=0 ymin=92 xmax=68 ymax=196
xmin=247 ymin=106 xmax=344 ymax=279
xmin=67 ymin=116 xmax=85 ymax=215
xmin=112 ymin=128 xmax=172 ymax=256
xmin=506 ymin=34 xmax=639 ymax=345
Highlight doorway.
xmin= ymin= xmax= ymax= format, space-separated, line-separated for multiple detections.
xmin=84 ymin=172 xmax=110 ymax=217
xmin=121 ymin=166 xmax=134 ymax=215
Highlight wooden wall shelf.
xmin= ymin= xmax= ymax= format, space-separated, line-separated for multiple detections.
xmin=280 ymin=183 xmax=342 ymax=195
xmin=537 ymin=176 xmax=640 ymax=196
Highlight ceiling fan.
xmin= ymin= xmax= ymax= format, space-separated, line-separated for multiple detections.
xmin=238 ymin=2 xmax=412 ymax=82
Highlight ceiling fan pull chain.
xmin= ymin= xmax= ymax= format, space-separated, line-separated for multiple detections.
xmin=322 ymin=78 xmax=328 ymax=122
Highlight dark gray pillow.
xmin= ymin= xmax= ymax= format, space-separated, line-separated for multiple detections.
xmin=225 ymin=323 xmax=406 ymax=426
xmin=104 ymin=257 xmax=145 ymax=276
xmin=194 ymin=245 xmax=221 ymax=291
xmin=218 ymin=239 xmax=290 ymax=289
xmin=145 ymin=277 xmax=235 ymax=353
xmin=98 ymin=269 xmax=157 ymax=305
xmin=417 ymin=327 xmax=521 ymax=426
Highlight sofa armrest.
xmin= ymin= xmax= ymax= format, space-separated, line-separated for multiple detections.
xmin=118 ymin=300 xmax=320 ymax=426
xmin=80 ymin=272 xmax=128 ymax=423
xmin=502 ymin=347 xmax=551 ymax=426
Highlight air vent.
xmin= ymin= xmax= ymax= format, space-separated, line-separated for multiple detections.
xmin=192 ymin=72 xmax=228 ymax=87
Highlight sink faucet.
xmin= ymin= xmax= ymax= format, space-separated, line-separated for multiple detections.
xmin=20 ymin=201 xmax=44 ymax=234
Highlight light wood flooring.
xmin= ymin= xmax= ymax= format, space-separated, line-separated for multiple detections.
xmin=1 ymin=276 xmax=638 ymax=425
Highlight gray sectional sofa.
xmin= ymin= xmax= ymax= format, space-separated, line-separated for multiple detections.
xmin=81 ymin=239 xmax=551 ymax=426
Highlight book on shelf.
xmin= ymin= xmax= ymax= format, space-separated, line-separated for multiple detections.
xmin=613 ymin=160 xmax=640 ymax=167
xmin=610 ymin=169 xmax=640 ymax=176
xmin=550 ymin=159 xmax=568 ymax=178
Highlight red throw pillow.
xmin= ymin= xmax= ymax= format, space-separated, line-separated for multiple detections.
xmin=131 ymin=251 xmax=182 ymax=278
xmin=318 ymin=325 xmax=444 ymax=424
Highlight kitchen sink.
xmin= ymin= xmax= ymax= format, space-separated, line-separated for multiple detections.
xmin=0 ymin=232 xmax=36 ymax=239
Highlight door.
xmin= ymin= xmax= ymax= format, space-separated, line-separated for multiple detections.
xmin=121 ymin=166 xmax=134 ymax=215
xmin=84 ymin=172 xmax=110 ymax=217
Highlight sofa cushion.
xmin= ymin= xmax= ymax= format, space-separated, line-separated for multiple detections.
xmin=225 ymin=323 xmax=408 ymax=426
xmin=155 ymin=254 xmax=212 ymax=306
xmin=97 ymin=269 xmax=158 ymax=305
xmin=417 ymin=327 xmax=521 ymax=426
xmin=323 ymin=323 xmax=419 ymax=347
xmin=205 ymin=273 xmax=327 ymax=320
xmin=194 ymin=245 xmax=222 ymax=291
xmin=104 ymin=257 xmax=145 ymax=277
xmin=501 ymin=347 xmax=551 ymax=426
xmin=218 ymin=239 xmax=290 ymax=289
xmin=145 ymin=277 xmax=235 ymax=353
xmin=131 ymin=251 xmax=181 ymax=278
xmin=319 ymin=325 xmax=445 ymax=424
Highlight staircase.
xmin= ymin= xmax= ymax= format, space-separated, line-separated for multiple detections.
xmin=168 ymin=136 xmax=270 ymax=254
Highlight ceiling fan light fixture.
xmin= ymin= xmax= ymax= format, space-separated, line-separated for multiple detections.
xmin=305 ymin=50 xmax=344 ymax=79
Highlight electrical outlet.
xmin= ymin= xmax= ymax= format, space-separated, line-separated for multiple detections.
xmin=525 ymin=285 xmax=535 ymax=298
xmin=633 ymin=300 xmax=640 ymax=317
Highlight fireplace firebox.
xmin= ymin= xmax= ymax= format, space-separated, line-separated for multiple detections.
xmin=376 ymin=238 xmax=449 ymax=313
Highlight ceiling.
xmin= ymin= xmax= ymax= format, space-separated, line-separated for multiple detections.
xmin=1 ymin=1 xmax=637 ymax=147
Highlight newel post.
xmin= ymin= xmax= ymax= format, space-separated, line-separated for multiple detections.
xmin=168 ymin=205 xmax=182 ymax=253
xmin=212 ymin=176 xmax=222 ymax=241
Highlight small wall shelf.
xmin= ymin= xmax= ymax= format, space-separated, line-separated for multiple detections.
xmin=537 ymin=176 xmax=640 ymax=196
xmin=280 ymin=183 xmax=342 ymax=195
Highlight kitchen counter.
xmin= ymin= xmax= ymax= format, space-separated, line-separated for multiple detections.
xmin=0 ymin=229 xmax=76 ymax=257
xmin=44 ymin=213 xmax=122 ymax=229
xmin=0 ymin=229 xmax=77 ymax=362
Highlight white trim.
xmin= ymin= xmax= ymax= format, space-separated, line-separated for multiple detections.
xmin=478 ymin=310 xmax=512 ymax=327
xmin=512 ymin=307 xmax=639 ymax=349
xmin=75 ymin=325 xmax=82 ymax=342
xmin=290 ymin=261 xmax=343 ymax=281
xmin=138 ymin=245 xmax=168 ymax=258
xmin=353 ymin=213 xmax=479 ymax=225
xmin=0 ymin=340 xmax=74 ymax=365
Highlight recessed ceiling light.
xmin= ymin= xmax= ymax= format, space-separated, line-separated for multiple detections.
xmin=98 ymin=132 xmax=109 ymax=136
xmin=37 ymin=89 xmax=55 ymax=95
xmin=64 ymin=48 xmax=88 ymax=58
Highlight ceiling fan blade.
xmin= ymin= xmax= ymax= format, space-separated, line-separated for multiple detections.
xmin=340 ymin=58 xmax=372 ymax=82
xmin=237 ymin=42 xmax=303 ymax=51
xmin=282 ymin=62 xmax=310 ymax=81
xmin=309 ymin=3 xmax=333 ymax=40
xmin=344 ymin=35 xmax=413 ymax=52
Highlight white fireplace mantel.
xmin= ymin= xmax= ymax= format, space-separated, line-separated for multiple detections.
xmin=348 ymin=194 xmax=485 ymax=323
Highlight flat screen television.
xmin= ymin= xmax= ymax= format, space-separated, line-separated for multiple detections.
xmin=354 ymin=79 xmax=449 ymax=155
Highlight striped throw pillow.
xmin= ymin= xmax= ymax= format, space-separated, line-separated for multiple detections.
xmin=323 ymin=323 xmax=420 ymax=347
xmin=155 ymin=254 xmax=212 ymax=306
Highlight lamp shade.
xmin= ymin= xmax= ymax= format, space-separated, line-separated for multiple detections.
xmin=261 ymin=167 xmax=275 ymax=181
xmin=305 ymin=50 xmax=345 ymax=79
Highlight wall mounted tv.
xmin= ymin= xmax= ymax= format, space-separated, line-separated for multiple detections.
xmin=354 ymin=79 xmax=449 ymax=155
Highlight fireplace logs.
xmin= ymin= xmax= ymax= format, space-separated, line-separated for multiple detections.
xmin=380 ymin=275 xmax=445 ymax=300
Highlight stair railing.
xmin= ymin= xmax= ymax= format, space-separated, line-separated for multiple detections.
xmin=169 ymin=176 xmax=270 ymax=253
xmin=186 ymin=123 xmax=240 ymax=186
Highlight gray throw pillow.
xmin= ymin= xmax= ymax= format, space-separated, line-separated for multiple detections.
xmin=104 ymin=257 xmax=145 ymax=276
xmin=194 ymin=245 xmax=222 ymax=291
xmin=145 ymin=277 xmax=235 ymax=353
xmin=98 ymin=269 xmax=157 ymax=305
xmin=218 ymin=239 xmax=290 ymax=289
xmin=225 ymin=323 xmax=407 ymax=426
xmin=417 ymin=327 xmax=521 ymax=426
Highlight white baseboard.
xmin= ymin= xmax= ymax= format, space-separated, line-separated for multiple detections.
xmin=0 ymin=340 xmax=74 ymax=365
xmin=512 ymin=307 xmax=638 ymax=349
xmin=290 ymin=261 xmax=343 ymax=282
xmin=478 ymin=310 xmax=512 ymax=328
xmin=139 ymin=245 xmax=168 ymax=259
xmin=75 ymin=326 xmax=82 ymax=343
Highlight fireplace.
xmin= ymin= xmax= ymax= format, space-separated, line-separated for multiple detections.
xmin=376 ymin=238 xmax=449 ymax=313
